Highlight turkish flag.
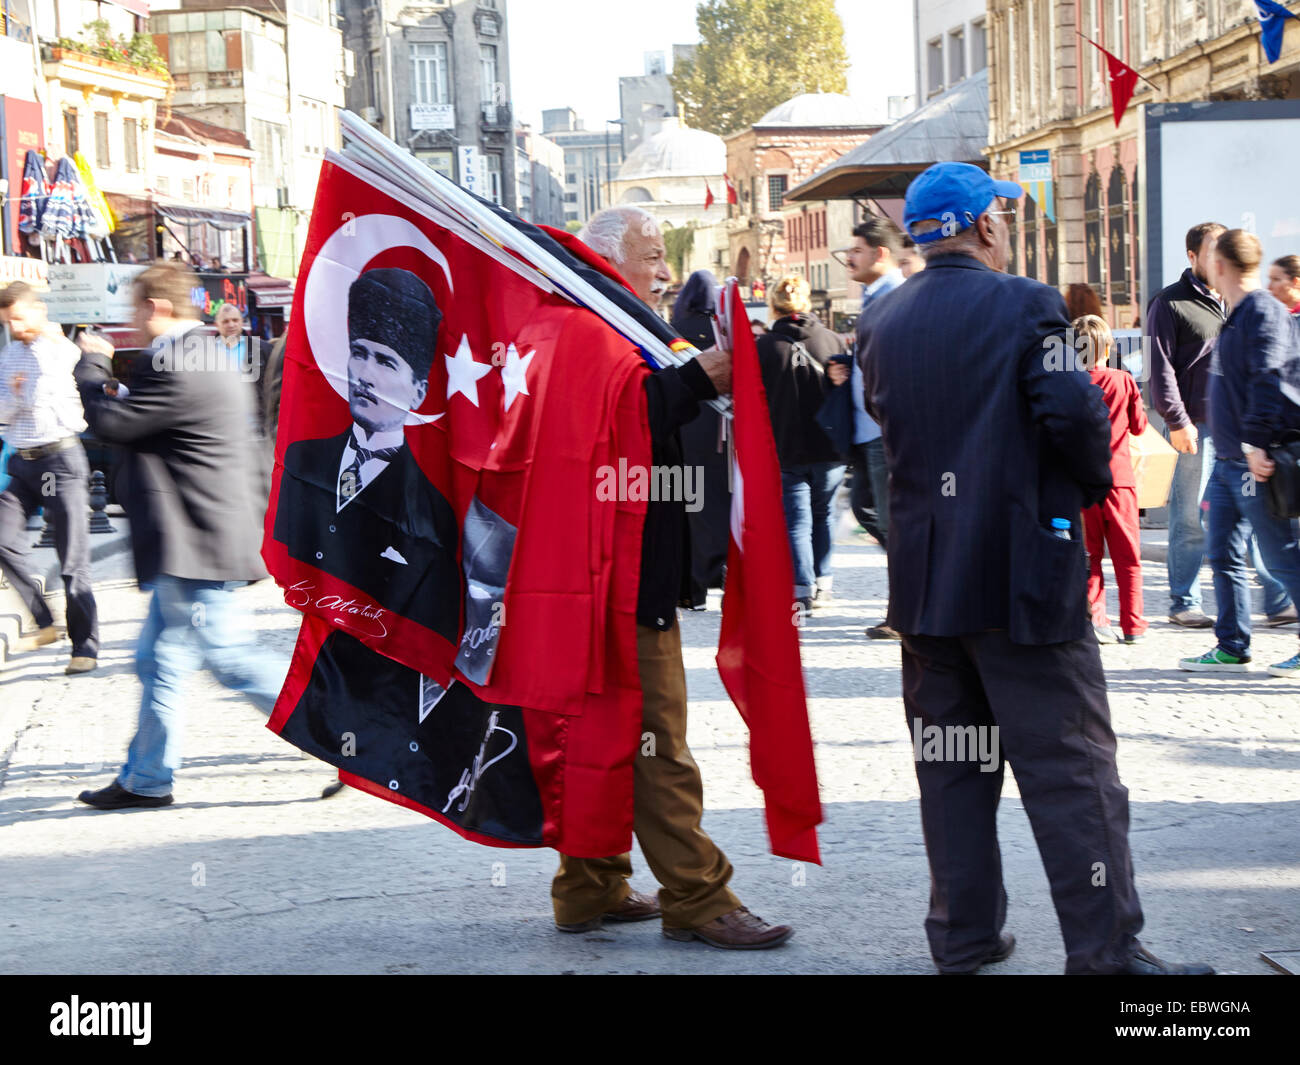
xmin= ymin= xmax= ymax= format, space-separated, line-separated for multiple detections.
xmin=724 ymin=174 xmax=738 ymax=205
xmin=705 ymin=181 xmax=715 ymax=210
xmin=263 ymin=158 xmax=652 ymax=855
xmin=1090 ymin=39 xmax=1141 ymax=127
xmin=715 ymin=281 xmax=823 ymax=863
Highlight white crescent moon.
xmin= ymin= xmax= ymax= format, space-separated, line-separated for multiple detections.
xmin=303 ymin=213 xmax=454 ymax=425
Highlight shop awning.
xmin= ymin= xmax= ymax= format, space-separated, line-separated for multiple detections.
xmin=786 ymin=69 xmax=991 ymax=202
xmin=246 ymin=271 xmax=294 ymax=311
xmin=107 ymin=0 xmax=152 ymax=17
xmin=156 ymin=202 xmax=250 ymax=231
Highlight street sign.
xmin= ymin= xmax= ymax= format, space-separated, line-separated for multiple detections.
xmin=411 ymin=103 xmax=454 ymax=131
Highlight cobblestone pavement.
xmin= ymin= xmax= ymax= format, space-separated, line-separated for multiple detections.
xmin=1 ymin=529 xmax=1296 ymax=975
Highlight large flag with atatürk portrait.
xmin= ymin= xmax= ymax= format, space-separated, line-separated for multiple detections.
xmin=264 ymin=139 xmax=822 ymax=864
xmin=263 ymin=158 xmax=653 ymax=857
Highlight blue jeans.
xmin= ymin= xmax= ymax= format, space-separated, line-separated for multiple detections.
xmin=1205 ymin=459 xmax=1300 ymax=658
xmin=118 ymin=576 xmax=287 ymax=797
xmin=1164 ymin=425 xmax=1289 ymax=614
xmin=781 ymin=462 xmax=846 ymax=599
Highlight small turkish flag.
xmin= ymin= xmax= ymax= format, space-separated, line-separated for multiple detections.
xmin=704 ymin=181 xmax=715 ymax=210
xmin=1085 ymin=37 xmax=1141 ymax=127
xmin=724 ymin=174 xmax=738 ymax=205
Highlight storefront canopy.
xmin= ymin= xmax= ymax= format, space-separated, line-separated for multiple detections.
xmin=785 ymin=69 xmax=990 ymax=203
xmin=155 ymin=202 xmax=250 ymax=231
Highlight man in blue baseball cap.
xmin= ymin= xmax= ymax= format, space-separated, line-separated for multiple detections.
xmin=855 ymin=161 xmax=1214 ymax=975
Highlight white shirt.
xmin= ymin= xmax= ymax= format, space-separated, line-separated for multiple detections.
xmin=336 ymin=424 xmax=405 ymax=511
xmin=0 ymin=331 xmax=87 ymax=448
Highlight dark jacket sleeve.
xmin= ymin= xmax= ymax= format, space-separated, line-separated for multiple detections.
xmin=1240 ymin=301 xmax=1294 ymax=449
xmin=1146 ymin=296 xmax=1189 ymax=430
xmin=1018 ymin=287 xmax=1114 ymax=507
xmin=642 ymin=358 xmax=718 ymax=445
xmin=77 ymin=351 xmax=180 ymax=444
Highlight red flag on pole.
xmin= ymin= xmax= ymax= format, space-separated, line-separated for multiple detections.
xmin=715 ymin=281 xmax=822 ymax=864
xmin=723 ymin=174 xmax=738 ymax=205
xmin=1083 ymin=36 xmax=1141 ymax=127
xmin=704 ymin=180 xmax=715 ymax=210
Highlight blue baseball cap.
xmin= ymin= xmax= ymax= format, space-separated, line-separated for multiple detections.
xmin=903 ymin=162 xmax=1023 ymax=245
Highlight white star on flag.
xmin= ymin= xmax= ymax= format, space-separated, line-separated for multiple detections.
xmin=501 ymin=343 xmax=535 ymax=411
xmin=445 ymin=333 xmax=494 ymax=406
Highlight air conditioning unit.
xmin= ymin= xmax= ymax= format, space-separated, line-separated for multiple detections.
xmin=276 ymin=186 xmax=291 ymax=208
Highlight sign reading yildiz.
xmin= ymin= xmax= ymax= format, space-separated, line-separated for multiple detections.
xmin=458 ymin=145 xmax=480 ymax=196
xmin=411 ymin=103 xmax=454 ymax=131
xmin=1017 ymin=149 xmax=1056 ymax=222
xmin=44 ymin=263 xmax=146 ymax=323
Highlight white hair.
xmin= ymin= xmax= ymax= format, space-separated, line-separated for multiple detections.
xmin=578 ymin=206 xmax=660 ymax=266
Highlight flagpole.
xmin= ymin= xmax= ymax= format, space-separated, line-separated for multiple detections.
xmin=1076 ymin=31 xmax=1161 ymax=91
xmin=338 ymin=111 xmax=732 ymax=416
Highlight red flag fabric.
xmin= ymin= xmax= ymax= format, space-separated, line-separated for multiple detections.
xmin=1087 ymin=38 xmax=1140 ymax=127
xmin=715 ymin=282 xmax=823 ymax=864
xmin=724 ymin=174 xmax=738 ymax=205
xmin=263 ymin=158 xmax=652 ymax=856
xmin=704 ymin=181 xmax=715 ymax=210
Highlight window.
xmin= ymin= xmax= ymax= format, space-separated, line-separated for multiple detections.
xmin=927 ymin=37 xmax=943 ymax=96
xmin=414 ymin=148 xmax=454 ymax=181
xmin=971 ymin=18 xmax=987 ymax=72
xmin=1048 ymin=1 xmax=1057 ymax=96
xmin=948 ymin=28 xmax=965 ymax=84
xmin=124 ymin=118 xmax=140 ymax=172
xmin=206 ymin=29 xmax=224 ymax=70
xmin=1132 ymin=0 xmax=1147 ymax=61
xmin=370 ymin=51 xmax=382 ymax=114
xmin=410 ymin=41 xmax=449 ymax=105
xmin=170 ymin=32 xmax=189 ymax=72
xmin=564 ymin=192 xmax=577 ymax=203
xmin=300 ymin=98 xmax=325 ymax=155
xmin=290 ymin=0 xmax=324 ymax=20
xmin=1026 ymin=4 xmax=1036 ymax=102
xmin=252 ymin=119 xmax=287 ymax=189
xmin=1111 ymin=0 xmax=1126 ymax=61
xmin=63 ymin=110 xmax=79 ymax=156
xmin=1007 ymin=10 xmax=1018 ymax=117
xmin=767 ymin=174 xmax=787 ymax=211
xmin=480 ymin=44 xmax=499 ymax=105
xmin=94 ymin=113 xmax=110 ymax=168
xmin=484 ymin=151 xmax=502 ymax=204
xmin=1088 ymin=0 xmax=1101 ymax=85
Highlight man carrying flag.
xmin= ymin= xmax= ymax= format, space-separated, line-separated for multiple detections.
xmin=551 ymin=205 xmax=794 ymax=950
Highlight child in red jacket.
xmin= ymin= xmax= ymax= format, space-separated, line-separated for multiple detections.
xmin=1073 ymin=314 xmax=1149 ymax=644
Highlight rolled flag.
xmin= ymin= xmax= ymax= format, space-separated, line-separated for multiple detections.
xmin=74 ymin=152 xmax=117 ymax=233
xmin=715 ymin=277 xmax=823 ymax=864
xmin=1255 ymin=0 xmax=1298 ymax=63
xmin=17 ymin=150 xmax=47 ymax=235
xmin=39 ymin=157 xmax=78 ymax=241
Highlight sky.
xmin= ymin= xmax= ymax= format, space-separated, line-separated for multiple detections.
xmin=508 ymin=0 xmax=917 ymax=133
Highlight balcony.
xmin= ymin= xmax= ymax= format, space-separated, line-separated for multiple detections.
xmin=480 ymin=102 xmax=511 ymax=130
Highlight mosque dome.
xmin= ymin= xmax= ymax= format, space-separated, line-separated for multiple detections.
xmin=616 ymin=117 xmax=726 ymax=181
xmin=754 ymin=92 xmax=876 ymax=127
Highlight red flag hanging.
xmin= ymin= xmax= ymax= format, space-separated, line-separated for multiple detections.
xmin=723 ymin=174 xmax=738 ymax=205
xmin=704 ymin=180 xmax=715 ymax=210
xmin=1082 ymin=35 xmax=1141 ymax=127
xmin=715 ymin=281 xmax=823 ymax=864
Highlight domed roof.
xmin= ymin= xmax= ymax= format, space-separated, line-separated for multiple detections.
xmin=755 ymin=92 xmax=876 ymax=127
xmin=616 ymin=117 xmax=725 ymax=181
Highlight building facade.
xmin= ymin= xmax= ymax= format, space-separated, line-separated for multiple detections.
xmin=542 ymin=107 xmax=626 ymax=226
xmin=916 ymin=0 xmax=990 ymax=104
xmin=987 ymin=0 xmax=1300 ymax=328
xmin=514 ymin=123 xmax=565 ymax=227
xmin=724 ymin=93 xmax=882 ymax=311
xmin=340 ymin=0 xmax=514 ymax=209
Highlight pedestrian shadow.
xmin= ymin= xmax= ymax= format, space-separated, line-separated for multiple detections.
xmin=0 ymin=794 xmax=324 ymax=827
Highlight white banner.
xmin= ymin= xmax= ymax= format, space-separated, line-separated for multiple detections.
xmin=44 ymin=263 xmax=146 ymax=324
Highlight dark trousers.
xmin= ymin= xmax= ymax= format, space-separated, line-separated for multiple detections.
xmin=0 ymin=442 xmax=99 ymax=658
xmin=848 ymin=443 xmax=879 ymax=541
xmin=863 ymin=438 xmax=889 ymax=549
xmin=901 ymin=630 xmax=1143 ymax=973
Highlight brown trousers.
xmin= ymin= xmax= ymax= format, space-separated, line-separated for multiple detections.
xmin=551 ymin=621 xmax=740 ymax=929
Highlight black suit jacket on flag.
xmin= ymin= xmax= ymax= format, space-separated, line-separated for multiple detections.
xmin=273 ymin=428 xmax=461 ymax=643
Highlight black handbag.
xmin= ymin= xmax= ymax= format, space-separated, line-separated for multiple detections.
xmin=1266 ymin=432 xmax=1300 ymax=519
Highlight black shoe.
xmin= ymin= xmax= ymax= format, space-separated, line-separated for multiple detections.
xmin=940 ymin=933 xmax=1016 ymax=974
xmin=321 ymin=780 xmax=346 ymax=799
xmin=77 ymin=781 xmax=174 ymax=809
xmin=866 ymin=623 xmax=900 ymax=640
xmin=1116 ymin=946 xmax=1214 ymax=975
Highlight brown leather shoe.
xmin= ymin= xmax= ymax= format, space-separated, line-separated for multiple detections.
xmin=556 ymin=888 xmax=661 ymax=933
xmin=663 ymin=906 xmax=793 ymax=950
xmin=65 ymin=656 xmax=97 ymax=675
xmin=20 ymin=625 xmax=58 ymax=651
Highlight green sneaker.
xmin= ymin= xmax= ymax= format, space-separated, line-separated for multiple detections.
xmin=1179 ymin=647 xmax=1251 ymax=672
xmin=1267 ymin=651 xmax=1300 ymax=678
